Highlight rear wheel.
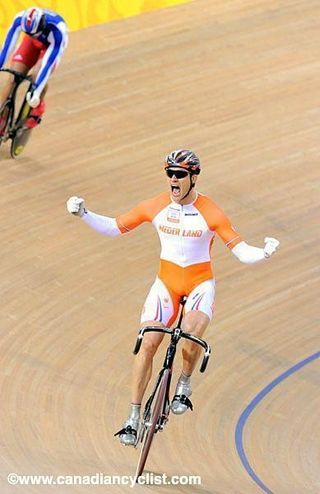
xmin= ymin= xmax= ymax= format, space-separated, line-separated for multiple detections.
xmin=135 ymin=369 xmax=169 ymax=480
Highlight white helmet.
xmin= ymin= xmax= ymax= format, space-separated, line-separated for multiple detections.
xmin=21 ymin=7 xmax=46 ymax=35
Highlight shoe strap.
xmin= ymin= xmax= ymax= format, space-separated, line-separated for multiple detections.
xmin=114 ymin=425 xmax=137 ymax=437
xmin=173 ymin=394 xmax=193 ymax=411
xmin=28 ymin=115 xmax=42 ymax=124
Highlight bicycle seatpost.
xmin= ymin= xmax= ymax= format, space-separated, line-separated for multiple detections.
xmin=176 ymin=296 xmax=187 ymax=328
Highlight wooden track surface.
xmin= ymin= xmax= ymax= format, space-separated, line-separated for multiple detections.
xmin=1 ymin=1 xmax=319 ymax=492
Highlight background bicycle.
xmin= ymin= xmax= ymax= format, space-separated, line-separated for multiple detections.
xmin=0 ymin=68 xmax=33 ymax=158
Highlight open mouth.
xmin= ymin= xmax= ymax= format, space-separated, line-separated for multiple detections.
xmin=171 ymin=185 xmax=180 ymax=197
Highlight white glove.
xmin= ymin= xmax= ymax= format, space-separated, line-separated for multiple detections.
xmin=26 ymin=91 xmax=40 ymax=108
xmin=263 ymin=237 xmax=280 ymax=258
xmin=66 ymin=196 xmax=86 ymax=217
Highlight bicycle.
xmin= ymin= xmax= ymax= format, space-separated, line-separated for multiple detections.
xmin=0 ymin=68 xmax=34 ymax=158
xmin=130 ymin=297 xmax=211 ymax=480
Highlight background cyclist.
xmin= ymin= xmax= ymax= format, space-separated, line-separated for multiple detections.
xmin=0 ymin=6 xmax=68 ymax=133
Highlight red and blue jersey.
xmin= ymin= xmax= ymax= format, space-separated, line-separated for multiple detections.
xmin=0 ymin=9 xmax=68 ymax=94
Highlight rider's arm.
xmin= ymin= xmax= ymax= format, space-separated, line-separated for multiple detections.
xmin=80 ymin=201 xmax=151 ymax=236
xmin=213 ymin=207 xmax=279 ymax=263
xmin=231 ymin=241 xmax=266 ymax=263
xmin=116 ymin=193 xmax=170 ymax=233
xmin=33 ymin=22 xmax=68 ymax=96
xmin=213 ymin=208 xmax=242 ymax=249
xmin=67 ymin=193 xmax=168 ymax=236
xmin=82 ymin=210 xmax=121 ymax=237
xmin=232 ymin=238 xmax=280 ymax=263
xmin=116 ymin=201 xmax=151 ymax=233
xmin=0 ymin=14 xmax=22 ymax=69
xmin=67 ymin=195 xmax=156 ymax=235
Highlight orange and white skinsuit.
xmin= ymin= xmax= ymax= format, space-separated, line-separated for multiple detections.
xmin=82 ymin=191 xmax=242 ymax=325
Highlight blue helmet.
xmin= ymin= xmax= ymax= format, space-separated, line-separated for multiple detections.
xmin=21 ymin=7 xmax=46 ymax=35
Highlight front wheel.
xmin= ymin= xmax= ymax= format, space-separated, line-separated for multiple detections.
xmin=10 ymin=126 xmax=32 ymax=158
xmin=0 ymin=102 xmax=12 ymax=147
xmin=10 ymin=100 xmax=32 ymax=158
xmin=135 ymin=369 xmax=170 ymax=480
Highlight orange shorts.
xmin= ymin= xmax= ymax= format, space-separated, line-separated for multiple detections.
xmin=12 ymin=35 xmax=47 ymax=69
xmin=158 ymin=259 xmax=214 ymax=296
xmin=141 ymin=260 xmax=216 ymax=326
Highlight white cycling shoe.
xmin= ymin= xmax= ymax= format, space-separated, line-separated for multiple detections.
xmin=114 ymin=416 xmax=140 ymax=446
xmin=171 ymin=381 xmax=193 ymax=415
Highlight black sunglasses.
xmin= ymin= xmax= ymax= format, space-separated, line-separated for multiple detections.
xmin=166 ymin=169 xmax=190 ymax=179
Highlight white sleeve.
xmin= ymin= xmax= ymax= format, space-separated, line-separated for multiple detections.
xmin=34 ymin=24 xmax=68 ymax=94
xmin=231 ymin=241 xmax=266 ymax=264
xmin=81 ymin=210 xmax=121 ymax=237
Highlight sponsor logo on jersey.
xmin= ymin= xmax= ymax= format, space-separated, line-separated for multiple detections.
xmin=163 ymin=296 xmax=169 ymax=309
xmin=159 ymin=225 xmax=180 ymax=235
xmin=167 ymin=207 xmax=180 ymax=223
xmin=159 ymin=224 xmax=203 ymax=237
xmin=183 ymin=229 xmax=202 ymax=237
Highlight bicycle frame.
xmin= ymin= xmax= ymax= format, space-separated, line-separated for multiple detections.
xmin=133 ymin=298 xmax=212 ymax=478
xmin=134 ymin=298 xmax=211 ymax=440
xmin=0 ymin=68 xmax=32 ymax=140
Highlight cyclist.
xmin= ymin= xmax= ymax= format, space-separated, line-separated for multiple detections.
xmin=66 ymin=149 xmax=280 ymax=446
xmin=0 ymin=7 xmax=68 ymax=133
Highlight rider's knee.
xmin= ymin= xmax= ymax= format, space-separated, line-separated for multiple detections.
xmin=182 ymin=319 xmax=204 ymax=336
xmin=182 ymin=311 xmax=209 ymax=336
xmin=139 ymin=323 xmax=163 ymax=357
xmin=140 ymin=336 xmax=161 ymax=357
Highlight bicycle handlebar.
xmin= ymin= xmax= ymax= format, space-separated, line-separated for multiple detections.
xmin=133 ymin=325 xmax=211 ymax=373
xmin=0 ymin=68 xmax=32 ymax=83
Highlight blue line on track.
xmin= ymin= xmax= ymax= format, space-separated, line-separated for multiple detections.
xmin=235 ymin=351 xmax=320 ymax=494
